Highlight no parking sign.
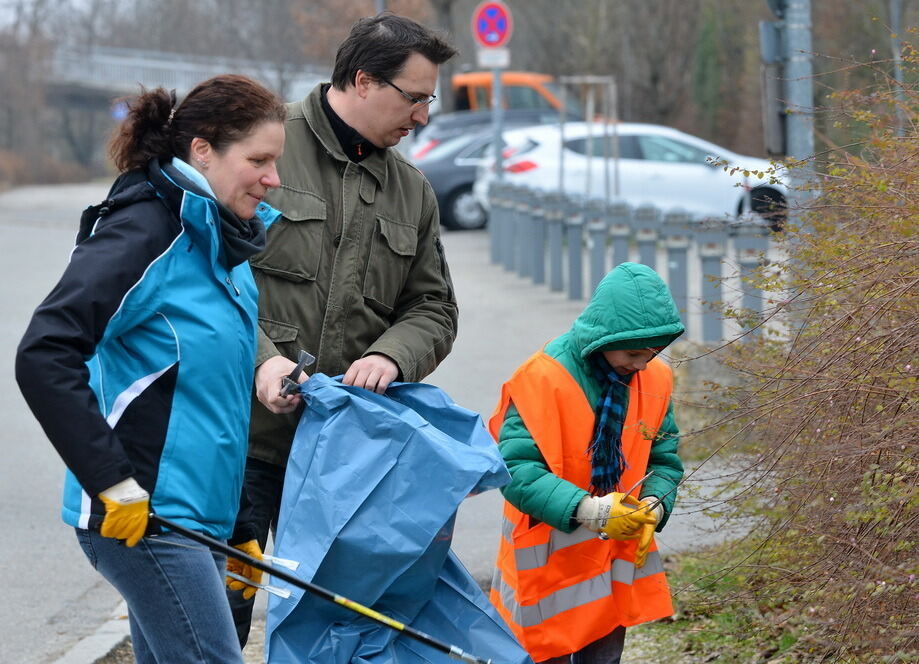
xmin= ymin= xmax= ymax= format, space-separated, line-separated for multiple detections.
xmin=471 ymin=1 xmax=513 ymax=49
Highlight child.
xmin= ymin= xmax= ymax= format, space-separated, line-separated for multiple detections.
xmin=489 ymin=262 xmax=685 ymax=663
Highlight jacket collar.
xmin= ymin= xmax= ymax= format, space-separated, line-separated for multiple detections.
xmin=301 ymin=83 xmax=389 ymax=189
xmin=320 ymin=84 xmax=377 ymax=163
xmin=147 ymin=158 xmax=268 ymax=269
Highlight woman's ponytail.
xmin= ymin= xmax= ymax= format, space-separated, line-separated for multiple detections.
xmin=108 ymin=87 xmax=176 ymax=173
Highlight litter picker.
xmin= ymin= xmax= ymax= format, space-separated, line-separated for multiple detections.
xmin=148 ymin=514 xmax=494 ymax=664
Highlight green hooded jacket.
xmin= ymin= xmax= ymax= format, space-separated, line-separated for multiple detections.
xmin=498 ymin=262 xmax=685 ymax=533
xmin=247 ymin=85 xmax=458 ymax=465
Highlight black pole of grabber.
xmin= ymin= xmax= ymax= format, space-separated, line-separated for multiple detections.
xmin=148 ymin=514 xmax=493 ymax=664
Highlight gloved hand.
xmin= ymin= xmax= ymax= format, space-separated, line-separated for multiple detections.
xmin=98 ymin=477 xmax=150 ymax=547
xmin=226 ymin=540 xmax=263 ymax=600
xmin=634 ymin=497 xmax=663 ymax=568
xmin=576 ymin=492 xmax=657 ymax=540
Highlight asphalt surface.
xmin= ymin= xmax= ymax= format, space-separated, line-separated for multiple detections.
xmin=1 ymin=182 xmax=730 ymax=663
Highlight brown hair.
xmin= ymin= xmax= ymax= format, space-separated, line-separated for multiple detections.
xmin=332 ymin=13 xmax=456 ymax=91
xmin=109 ymin=74 xmax=286 ymax=172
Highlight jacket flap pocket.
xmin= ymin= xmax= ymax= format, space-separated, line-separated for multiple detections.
xmin=377 ymin=216 xmax=417 ymax=257
xmin=272 ymin=188 xmax=326 ymax=222
xmin=259 ymin=318 xmax=299 ymax=343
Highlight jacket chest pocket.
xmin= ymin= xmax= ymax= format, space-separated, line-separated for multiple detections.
xmin=251 ymin=189 xmax=326 ymax=282
xmin=363 ymin=215 xmax=417 ymax=314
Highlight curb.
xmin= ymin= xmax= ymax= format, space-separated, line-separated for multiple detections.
xmin=52 ymin=601 xmax=129 ymax=664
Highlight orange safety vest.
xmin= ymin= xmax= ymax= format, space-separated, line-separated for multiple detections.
xmin=489 ymin=351 xmax=675 ymax=662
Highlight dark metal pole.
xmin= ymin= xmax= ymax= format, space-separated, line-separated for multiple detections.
xmin=148 ymin=514 xmax=492 ymax=664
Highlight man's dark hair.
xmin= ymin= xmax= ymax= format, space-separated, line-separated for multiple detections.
xmin=331 ymin=14 xmax=457 ymax=91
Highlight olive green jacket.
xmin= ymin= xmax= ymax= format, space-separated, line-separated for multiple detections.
xmin=248 ymin=84 xmax=458 ymax=465
xmin=497 ymin=263 xmax=685 ymax=533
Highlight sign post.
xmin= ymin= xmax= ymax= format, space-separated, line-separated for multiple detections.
xmin=472 ymin=1 xmax=513 ymax=180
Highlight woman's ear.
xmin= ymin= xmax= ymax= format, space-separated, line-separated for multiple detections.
xmin=189 ymin=137 xmax=212 ymax=169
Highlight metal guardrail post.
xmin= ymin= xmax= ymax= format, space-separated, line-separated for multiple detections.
xmin=531 ymin=191 xmax=550 ymax=285
xmin=732 ymin=221 xmax=771 ymax=331
xmin=565 ymin=196 xmax=585 ymax=300
xmin=547 ymin=193 xmax=565 ymax=292
xmin=516 ymin=191 xmax=533 ymax=280
xmin=502 ymin=185 xmax=518 ymax=272
xmin=693 ymin=219 xmax=729 ymax=343
xmin=586 ymin=199 xmax=609 ymax=293
xmin=662 ymin=209 xmax=693 ymax=330
xmin=488 ymin=181 xmax=503 ymax=265
xmin=607 ymin=200 xmax=631 ymax=268
xmin=632 ymin=204 xmax=661 ymax=270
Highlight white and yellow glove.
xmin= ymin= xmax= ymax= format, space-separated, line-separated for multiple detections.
xmin=98 ymin=477 xmax=150 ymax=547
xmin=576 ymin=492 xmax=657 ymax=540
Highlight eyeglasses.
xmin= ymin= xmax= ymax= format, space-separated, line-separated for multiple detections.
xmin=380 ymin=77 xmax=436 ymax=107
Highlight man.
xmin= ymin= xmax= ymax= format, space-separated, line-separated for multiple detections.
xmin=227 ymin=14 xmax=459 ymax=646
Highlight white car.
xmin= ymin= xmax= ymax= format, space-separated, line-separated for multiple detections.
xmin=473 ymin=122 xmax=787 ymax=228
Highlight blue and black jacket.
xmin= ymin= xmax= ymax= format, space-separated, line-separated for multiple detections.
xmin=16 ymin=158 xmax=278 ymax=540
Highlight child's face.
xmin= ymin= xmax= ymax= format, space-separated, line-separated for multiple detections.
xmin=602 ymin=349 xmax=658 ymax=376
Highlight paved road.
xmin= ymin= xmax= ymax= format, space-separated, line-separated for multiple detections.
xmin=0 ymin=183 xmax=123 ymax=664
xmin=1 ymin=182 xmax=727 ymax=663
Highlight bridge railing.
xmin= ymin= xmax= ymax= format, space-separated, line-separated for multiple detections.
xmin=50 ymin=45 xmax=327 ymax=99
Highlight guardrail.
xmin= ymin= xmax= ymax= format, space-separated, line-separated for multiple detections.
xmin=487 ymin=181 xmax=775 ymax=344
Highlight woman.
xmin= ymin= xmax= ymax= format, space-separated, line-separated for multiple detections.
xmin=15 ymin=75 xmax=285 ymax=663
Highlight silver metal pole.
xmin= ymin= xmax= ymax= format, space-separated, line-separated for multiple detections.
xmin=558 ymin=83 xmax=566 ymax=194
xmin=585 ymin=85 xmax=595 ymax=200
xmin=610 ymin=79 xmax=620 ymax=198
xmin=493 ymin=68 xmax=504 ymax=180
xmin=783 ymin=0 xmax=814 ymax=222
xmin=890 ymin=0 xmax=906 ymax=136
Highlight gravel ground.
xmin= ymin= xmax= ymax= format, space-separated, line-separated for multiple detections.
xmin=100 ymin=614 xmax=695 ymax=663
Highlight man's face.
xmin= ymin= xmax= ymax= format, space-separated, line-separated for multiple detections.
xmin=361 ymin=52 xmax=438 ymax=148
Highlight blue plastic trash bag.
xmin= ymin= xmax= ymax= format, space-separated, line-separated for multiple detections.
xmin=265 ymin=374 xmax=532 ymax=664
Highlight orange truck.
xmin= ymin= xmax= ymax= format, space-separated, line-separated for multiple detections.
xmin=451 ymin=71 xmax=581 ymax=115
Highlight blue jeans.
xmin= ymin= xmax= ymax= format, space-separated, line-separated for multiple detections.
xmin=542 ymin=625 xmax=626 ymax=664
xmin=76 ymin=528 xmax=243 ymax=664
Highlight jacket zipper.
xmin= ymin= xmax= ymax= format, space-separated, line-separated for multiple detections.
xmin=225 ymin=275 xmax=239 ymax=296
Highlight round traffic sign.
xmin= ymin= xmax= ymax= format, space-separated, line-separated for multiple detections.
xmin=471 ymin=1 xmax=513 ymax=49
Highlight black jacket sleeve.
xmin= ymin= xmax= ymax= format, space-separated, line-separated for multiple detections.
xmin=15 ymin=198 xmax=179 ymax=496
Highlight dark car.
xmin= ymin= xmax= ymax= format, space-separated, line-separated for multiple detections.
xmin=411 ymin=110 xmax=580 ymax=230
xmin=410 ymin=109 xmax=580 ymax=162
xmin=414 ymin=130 xmax=498 ymax=230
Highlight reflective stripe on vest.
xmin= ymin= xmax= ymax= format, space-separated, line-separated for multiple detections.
xmin=492 ymin=550 xmax=665 ymax=628
xmin=504 ymin=516 xmax=665 ymax=580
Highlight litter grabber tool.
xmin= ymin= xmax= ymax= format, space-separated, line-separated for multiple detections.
xmin=225 ymin=571 xmax=292 ymax=599
xmin=279 ymin=349 xmax=316 ymax=397
xmin=148 ymin=514 xmax=494 ymax=664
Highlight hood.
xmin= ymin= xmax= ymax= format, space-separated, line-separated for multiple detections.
xmin=571 ymin=262 xmax=685 ymax=358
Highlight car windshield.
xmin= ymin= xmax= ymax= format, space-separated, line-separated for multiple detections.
xmin=419 ymin=134 xmax=478 ymax=161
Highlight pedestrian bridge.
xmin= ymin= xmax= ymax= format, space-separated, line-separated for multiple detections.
xmin=50 ymin=46 xmax=327 ymax=101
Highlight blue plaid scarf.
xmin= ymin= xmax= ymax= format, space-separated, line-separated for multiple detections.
xmin=588 ymin=353 xmax=633 ymax=495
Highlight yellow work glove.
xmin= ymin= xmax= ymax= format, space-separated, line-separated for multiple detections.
xmin=226 ymin=540 xmax=264 ymax=600
xmin=634 ymin=497 xmax=665 ymax=567
xmin=98 ymin=478 xmax=150 ymax=547
xmin=575 ymin=492 xmax=657 ymax=540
